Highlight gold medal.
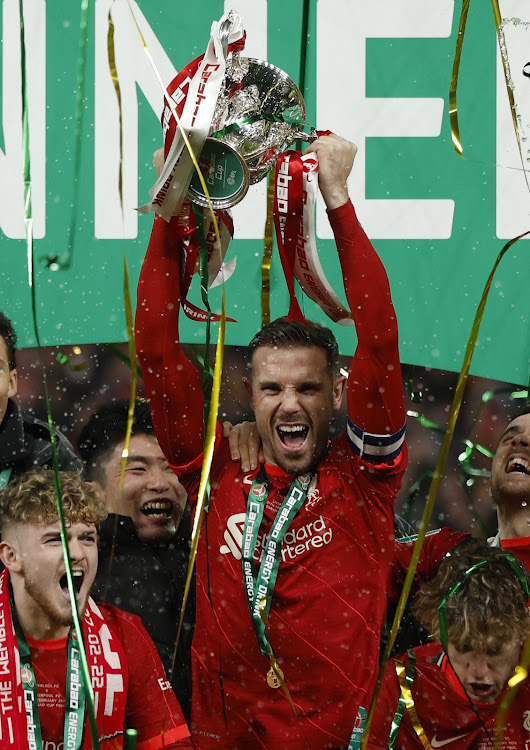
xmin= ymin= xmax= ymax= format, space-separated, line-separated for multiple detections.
xmin=266 ymin=666 xmax=284 ymax=689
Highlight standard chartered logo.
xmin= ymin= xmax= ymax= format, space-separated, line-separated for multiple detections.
xmin=220 ymin=513 xmax=333 ymax=561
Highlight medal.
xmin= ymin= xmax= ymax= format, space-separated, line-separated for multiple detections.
xmin=267 ymin=665 xmax=284 ymax=689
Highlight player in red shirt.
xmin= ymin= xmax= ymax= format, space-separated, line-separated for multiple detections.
xmin=391 ymin=411 xmax=530 ymax=606
xmin=368 ymin=540 xmax=530 ymax=749
xmin=0 ymin=469 xmax=192 ymax=750
xmin=136 ymin=134 xmax=407 ymax=749
xmin=489 ymin=411 xmax=530 ymax=566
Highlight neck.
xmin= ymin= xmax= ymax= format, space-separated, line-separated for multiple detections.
xmin=497 ymin=502 xmax=530 ymax=540
xmin=10 ymin=581 xmax=71 ymax=641
xmin=17 ymin=608 xmax=70 ymax=641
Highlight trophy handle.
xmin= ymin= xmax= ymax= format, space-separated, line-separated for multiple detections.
xmin=287 ymin=126 xmax=318 ymax=145
xmin=219 ymin=13 xmax=235 ymax=57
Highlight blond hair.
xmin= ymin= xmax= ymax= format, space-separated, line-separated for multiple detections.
xmin=0 ymin=469 xmax=107 ymax=530
xmin=413 ymin=540 xmax=530 ymax=653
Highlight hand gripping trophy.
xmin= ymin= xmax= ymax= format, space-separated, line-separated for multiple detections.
xmin=141 ymin=9 xmax=353 ymax=328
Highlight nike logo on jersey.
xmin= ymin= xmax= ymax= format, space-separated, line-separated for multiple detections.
xmin=430 ymin=735 xmax=468 ymax=747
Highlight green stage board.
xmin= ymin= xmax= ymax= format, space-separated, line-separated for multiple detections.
xmin=1 ymin=0 xmax=530 ymax=384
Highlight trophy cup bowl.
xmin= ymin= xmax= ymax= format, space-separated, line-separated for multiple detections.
xmin=187 ymin=56 xmax=315 ymax=209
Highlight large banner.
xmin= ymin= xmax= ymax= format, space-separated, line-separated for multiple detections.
xmin=1 ymin=0 xmax=530 ymax=384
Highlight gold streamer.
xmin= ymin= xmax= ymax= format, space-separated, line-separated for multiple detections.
xmin=124 ymin=7 xmax=229 ymax=663
xmin=125 ymin=1 xmax=223 ymax=255
xmin=118 ymin=255 xmax=138 ymax=499
xmin=125 ymin=6 xmax=230 ymax=661
xmin=494 ymin=630 xmax=530 ymax=748
xmin=107 ymin=5 xmax=124 ymax=212
xmin=491 ymin=0 xmax=530 ymax=194
xmin=396 ymin=662 xmax=432 ymax=750
xmin=261 ymin=166 xmax=276 ymax=328
xmin=361 ymin=226 xmax=530 ymax=749
xmin=101 ymin=256 xmax=138 ymax=604
xmin=448 ymin=0 xmax=470 ymax=156
xmin=173 ymin=294 xmax=226 ymax=655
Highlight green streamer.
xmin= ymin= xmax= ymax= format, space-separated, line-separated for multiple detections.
xmin=42 ymin=0 xmax=91 ymax=270
xmin=18 ymin=1 xmax=99 ymax=746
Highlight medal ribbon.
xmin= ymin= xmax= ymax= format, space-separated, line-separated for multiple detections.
xmin=241 ymin=469 xmax=312 ymax=709
xmin=12 ymin=603 xmax=85 ymax=750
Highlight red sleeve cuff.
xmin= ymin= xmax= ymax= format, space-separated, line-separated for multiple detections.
xmin=326 ymin=198 xmax=356 ymax=223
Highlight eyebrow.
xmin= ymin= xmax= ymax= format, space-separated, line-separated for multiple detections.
xmin=125 ymin=455 xmax=150 ymax=464
xmin=258 ymin=379 xmax=323 ymax=389
xmin=40 ymin=530 xmax=62 ymax=541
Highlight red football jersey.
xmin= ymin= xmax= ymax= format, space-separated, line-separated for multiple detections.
xmin=499 ymin=535 xmax=530 ymax=570
xmin=136 ymin=200 xmax=407 ymax=748
xmin=391 ymin=527 xmax=472 ymax=600
xmin=27 ymin=604 xmax=192 ymax=750
xmin=368 ymin=643 xmax=530 ymax=749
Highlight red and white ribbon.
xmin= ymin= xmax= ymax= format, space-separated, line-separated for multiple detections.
xmin=274 ymin=150 xmax=354 ymax=326
xmin=139 ymin=12 xmax=245 ymax=221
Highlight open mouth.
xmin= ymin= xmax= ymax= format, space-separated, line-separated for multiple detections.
xmin=506 ymin=457 xmax=530 ymax=475
xmin=277 ymin=425 xmax=309 ymax=449
xmin=141 ymin=500 xmax=173 ymax=518
xmin=59 ymin=570 xmax=84 ymax=595
xmin=467 ymin=682 xmax=495 ymax=700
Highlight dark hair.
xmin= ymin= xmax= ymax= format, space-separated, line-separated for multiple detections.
xmin=247 ymin=317 xmax=339 ymax=373
xmin=0 ymin=311 xmax=17 ymax=369
xmin=78 ymin=399 xmax=155 ymax=483
xmin=413 ymin=540 xmax=530 ymax=653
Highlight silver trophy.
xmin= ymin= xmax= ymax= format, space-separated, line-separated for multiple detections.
xmin=187 ymin=54 xmax=316 ymax=209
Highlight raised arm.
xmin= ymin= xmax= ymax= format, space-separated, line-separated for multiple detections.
xmin=136 ymin=214 xmax=205 ymax=468
xmin=306 ymin=135 xmax=406 ymax=462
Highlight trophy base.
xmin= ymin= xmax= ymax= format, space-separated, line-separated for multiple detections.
xmin=187 ymin=138 xmax=250 ymax=209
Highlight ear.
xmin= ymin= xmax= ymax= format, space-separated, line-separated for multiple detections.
xmin=332 ymin=374 xmax=347 ymax=410
xmin=0 ymin=539 xmax=22 ymax=573
xmin=8 ymin=368 xmax=17 ymax=399
xmin=243 ymin=377 xmax=254 ymax=409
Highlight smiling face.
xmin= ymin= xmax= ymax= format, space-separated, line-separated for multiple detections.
xmin=0 ymin=520 xmax=98 ymax=640
xmin=447 ymin=638 xmax=521 ymax=703
xmin=490 ymin=413 xmax=530 ymax=506
xmin=245 ymin=345 xmax=345 ymax=475
xmin=99 ymin=433 xmax=187 ymax=543
xmin=0 ymin=335 xmax=17 ymax=425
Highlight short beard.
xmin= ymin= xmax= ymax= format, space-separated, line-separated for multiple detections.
xmin=275 ymin=442 xmax=329 ymax=477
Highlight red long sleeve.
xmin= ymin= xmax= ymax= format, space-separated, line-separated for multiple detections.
xmin=329 ymin=200 xmax=405 ymax=438
xmin=136 ymin=215 xmax=205 ymax=468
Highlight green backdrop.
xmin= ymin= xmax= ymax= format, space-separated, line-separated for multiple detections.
xmin=1 ymin=0 xmax=529 ymax=385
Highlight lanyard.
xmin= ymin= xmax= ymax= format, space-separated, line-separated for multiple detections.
xmin=0 ymin=468 xmax=12 ymax=489
xmin=12 ymin=601 xmax=86 ymax=750
xmin=241 ymin=468 xmax=311 ymax=698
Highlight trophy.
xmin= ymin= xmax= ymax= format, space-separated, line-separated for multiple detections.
xmin=186 ymin=54 xmax=316 ymax=209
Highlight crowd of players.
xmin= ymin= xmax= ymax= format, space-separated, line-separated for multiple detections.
xmin=0 ymin=134 xmax=529 ymax=749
